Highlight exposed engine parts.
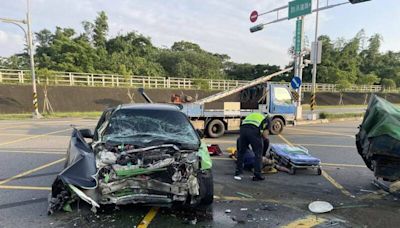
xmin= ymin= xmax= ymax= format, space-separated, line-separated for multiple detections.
xmin=95 ymin=143 xmax=200 ymax=205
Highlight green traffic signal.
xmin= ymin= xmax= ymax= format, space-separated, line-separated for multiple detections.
xmin=250 ymin=24 xmax=264 ymax=33
xmin=349 ymin=0 xmax=371 ymax=4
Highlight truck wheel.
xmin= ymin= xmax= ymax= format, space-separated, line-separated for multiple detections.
xmin=270 ymin=118 xmax=284 ymax=135
xmin=207 ymin=119 xmax=225 ymax=138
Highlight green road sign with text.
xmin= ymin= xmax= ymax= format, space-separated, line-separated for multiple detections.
xmin=295 ymin=19 xmax=302 ymax=53
xmin=288 ymin=0 xmax=312 ymax=19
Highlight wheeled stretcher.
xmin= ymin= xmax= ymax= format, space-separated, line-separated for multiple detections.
xmin=270 ymin=144 xmax=322 ymax=175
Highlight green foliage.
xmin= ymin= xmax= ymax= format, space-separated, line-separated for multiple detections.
xmin=357 ymin=73 xmax=380 ymax=85
xmin=1 ymin=12 xmax=399 ymax=88
xmin=192 ymin=79 xmax=210 ymax=90
xmin=302 ymin=31 xmax=400 ymax=89
xmin=336 ymin=79 xmax=352 ymax=91
xmin=36 ymin=68 xmax=57 ymax=81
xmin=381 ymin=78 xmax=396 ymax=90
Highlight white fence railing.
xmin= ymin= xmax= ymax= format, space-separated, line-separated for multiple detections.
xmin=0 ymin=69 xmax=397 ymax=92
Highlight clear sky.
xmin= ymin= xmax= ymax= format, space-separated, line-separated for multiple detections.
xmin=0 ymin=0 xmax=399 ymax=67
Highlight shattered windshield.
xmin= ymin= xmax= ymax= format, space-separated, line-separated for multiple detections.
xmin=102 ymin=108 xmax=200 ymax=149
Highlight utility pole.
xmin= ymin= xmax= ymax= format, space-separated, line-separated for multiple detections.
xmin=0 ymin=0 xmax=41 ymax=118
xmin=249 ymin=0 xmax=371 ymax=121
xmin=26 ymin=0 xmax=41 ymax=118
xmin=310 ymin=0 xmax=320 ymax=118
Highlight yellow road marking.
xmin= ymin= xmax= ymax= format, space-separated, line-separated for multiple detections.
xmin=0 ymin=124 xmax=33 ymax=130
xmin=0 ymin=128 xmax=72 ymax=146
xmin=321 ymin=170 xmax=353 ymax=197
xmin=0 ymin=133 xmax=40 ymax=136
xmin=0 ymin=158 xmax=65 ymax=185
xmin=278 ymin=134 xmax=354 ymax=197
xmin=289 ymin=128 xmax=355 ymax=138
xmin=0 ymin=150 xmax=65 ymax=155
xmin=138 ymin=207 xmax=159 ymax=228
xmin=322 ymin=162 xmax=365 ymax=168
xmin=205 ymin=139 xmax=235 ymax=144
xmin=299 ymin=143 xmax=354 ymax=148
xmin=281 ymin=215 xmax=326 ymax=228
xmin=0 ymin=185 xmax=51 ymax=191
xmin=278 ymin=134 xmax=294 ymax=146
xmin=213 ymin=156 xmax=365 ymax=168
xmin=211 ymin=157 xmax=231 ymax=160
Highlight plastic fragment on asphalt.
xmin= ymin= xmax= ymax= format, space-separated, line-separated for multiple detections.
xmin=234 ymin=176 xmax=242 ymax=180
xmin=236 ymin=192 xmax=254 ymax=198
xmin=231 ymin=216 xmax=246 ymax=224
xmin=308 ymin=201 xmax=334 ymax=213
xmin=190 ymin=218 xmax=197 ymax=225
xmin=63 ymin=203 xmax=73 ymax=212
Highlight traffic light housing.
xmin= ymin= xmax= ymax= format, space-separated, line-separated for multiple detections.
xmin=250 ymin=24 xmax=264 ymax=33
xmin=349 ymin=0 xmax=371 ymax=4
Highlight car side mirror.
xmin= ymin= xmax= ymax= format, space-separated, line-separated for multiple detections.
xmin=79 ymin=129 xmax=93 ymax=139
xmin=196 ymin=129 xmax=204 ymax=139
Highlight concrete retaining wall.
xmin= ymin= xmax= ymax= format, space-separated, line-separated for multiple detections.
xmin=0 ymin=84 xmax=399 ymax=113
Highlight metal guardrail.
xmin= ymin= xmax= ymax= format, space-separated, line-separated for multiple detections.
xmin=0 ymin=69 xmax=397 ymax=92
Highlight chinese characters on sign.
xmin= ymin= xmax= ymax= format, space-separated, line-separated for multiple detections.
xmin=288 ymin=0 xmax=312 ymax=19
xmin=295 ymin=19 xmax=303 ymax=53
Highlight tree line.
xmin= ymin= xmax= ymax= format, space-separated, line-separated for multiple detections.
xmin=0 ymin=12 xmax=399 ymax=88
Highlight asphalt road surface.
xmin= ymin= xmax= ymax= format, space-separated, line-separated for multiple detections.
xmin=0 ymin=118 xmax=399 ymax=228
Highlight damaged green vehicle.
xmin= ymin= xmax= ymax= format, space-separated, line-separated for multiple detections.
xmin=48 ymin=104 xmax=213 ymax=214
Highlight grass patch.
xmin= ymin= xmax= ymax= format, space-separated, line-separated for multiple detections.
xmin=319 ymin=112 xmax=364 ymax=119
xmin=0 ymin=112 xmax=102 ymax=120
xmin=0 ymin=113 xmax=34 ymax=120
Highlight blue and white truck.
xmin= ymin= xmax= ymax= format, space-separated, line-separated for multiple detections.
xmin=180 ymin=67 xmax=296 ymax=138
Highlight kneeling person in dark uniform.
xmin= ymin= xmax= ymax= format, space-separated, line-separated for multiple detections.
xmin=235 ymin=113 xmax=270 ymax=181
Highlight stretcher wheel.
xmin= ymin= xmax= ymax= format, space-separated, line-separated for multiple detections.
xmin=317 ymin=168 xmax=322 ymax=175
xmin=289 ymin=167 xmax=296 ymax=175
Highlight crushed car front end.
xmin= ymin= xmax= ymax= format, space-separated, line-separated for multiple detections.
xmin=48 ymin=104 xmax=213 ymax=214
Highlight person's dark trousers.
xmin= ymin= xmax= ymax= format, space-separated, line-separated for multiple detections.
xmin=236 ymin=124 xmax=263 ymax=177
xmin=262 ymin=137 xmax=270 ymax=157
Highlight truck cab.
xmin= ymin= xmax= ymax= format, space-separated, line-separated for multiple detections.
xmin=181 ymin=83 xmax=296 ymax=138
xmin=241 ymin=83 xmax=295 ymax=134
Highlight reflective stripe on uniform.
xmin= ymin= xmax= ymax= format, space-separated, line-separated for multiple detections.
xmin=242 ymin=113 xmax=266 ymax=128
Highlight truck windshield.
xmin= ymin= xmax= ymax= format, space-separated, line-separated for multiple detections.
xmin=274 ymin=87 xmax=292 ymax=105
xmin=102 ymin=109 xmax=200 ymax=149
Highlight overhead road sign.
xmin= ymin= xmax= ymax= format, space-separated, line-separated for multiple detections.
xmin=288 ymin=0 xmax=312 ymax=19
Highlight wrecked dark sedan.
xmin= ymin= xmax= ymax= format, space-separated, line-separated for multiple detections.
xmin=356 ymin=95 xmax=400 ymax=181
xmin=48 ymin=104 xmax=213 ymax=214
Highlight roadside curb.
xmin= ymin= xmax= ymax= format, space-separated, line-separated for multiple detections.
xmin=294 ymin=119 xmax=329 ymax=126
xmin=294 ymin=116 xmax=363 ymax=126
xmin=327 ymin=117 xmax=363 ymax=122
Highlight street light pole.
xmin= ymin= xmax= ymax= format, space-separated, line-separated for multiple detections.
xmin=26 ymin=0 xmax=41 ymax=118
xmin=0 ymin=0 xmax=41 ymax=118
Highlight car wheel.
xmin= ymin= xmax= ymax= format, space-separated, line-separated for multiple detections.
xmin=198 ymin=170 xmax=214 ymax=205
xmin=207 ymin=119 xmax=225 ymax=138
xmin=270 ymin=118 xmax=284 ymax=135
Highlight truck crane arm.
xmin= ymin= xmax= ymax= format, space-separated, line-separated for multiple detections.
xmin=194 ymin=67 xmax=293 ymax=105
